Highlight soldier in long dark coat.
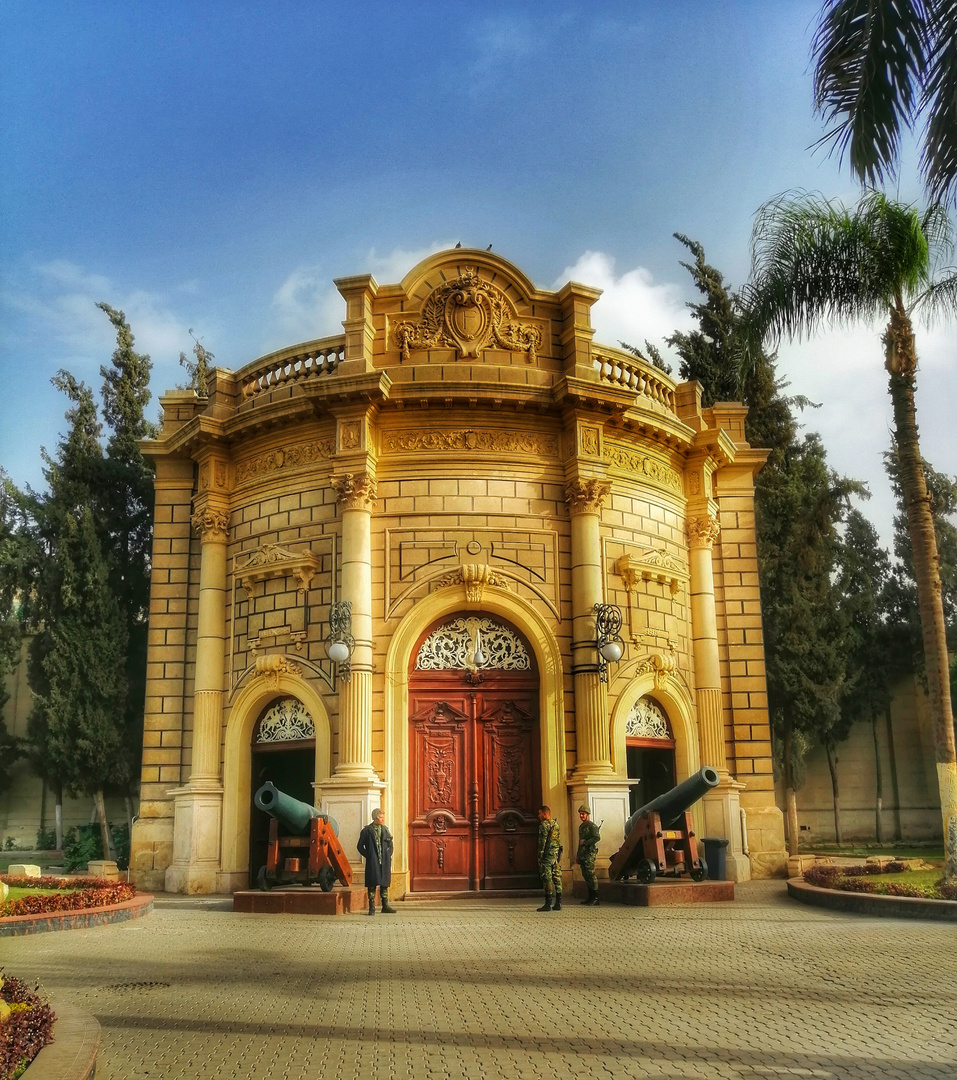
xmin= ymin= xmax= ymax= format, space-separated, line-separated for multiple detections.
xmin=357 ymin=808 xmax=396 ymax=915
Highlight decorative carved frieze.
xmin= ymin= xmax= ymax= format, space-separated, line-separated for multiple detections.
xmin=191 ymin=508 xmax=230 ymax=542
xmin=255 ymin=694 xmax=313 ymax=740
xmin=415 ymin=617 xmax=531 ymax=672
xmin=433 ymin=563 xmax=511 ymax=603
xmin=236 ymin=543 xmax=319 ymax=596
xmin=392 ymin=266 xmax=543 ymax=363
xmin=235 ymin=439 xmax=335 ymax=486
xmin=564 ymin=479 xmax=610 ymax=514
xmin=331 ymin=472 xmax=377 ymax=511
xmin=615 ymin=550 xmax=688 ymax=597
xmin=687 ymin=515 xmax=721 ymax=550
xmin=603 ymin=443 xmax=683 ymax=493
xmin=382 ymin=428 xmax=560 ymax=457
xmin=624 ymin=695 xmax=673 ymax=740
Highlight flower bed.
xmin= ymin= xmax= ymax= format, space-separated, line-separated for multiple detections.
xmin=0 ymin=973 xmax=56 ymax=1080
xmin=0 ymin=876 xmax=136 ymax=918
xmin=803 ymin=861 xmax=957 ymax=900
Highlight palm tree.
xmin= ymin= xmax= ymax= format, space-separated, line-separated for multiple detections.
xmin=812 ymin=0 xmax=957 ymax=206
xmin=745 ymin=188 xmax=957 ymax=880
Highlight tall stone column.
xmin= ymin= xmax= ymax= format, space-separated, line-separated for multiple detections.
xmin=687 ymin=506 xmax=749 ymax=881
xmin=165 ymin=501 xmax=229 ymax=894
xmin=319 ymin=471 xmax=384 ymax=865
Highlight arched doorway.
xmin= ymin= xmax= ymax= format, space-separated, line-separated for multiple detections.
xmin=625 ymin=696 xmax=676 ymax=816
xmin=248 ymin=696 xmax=316 ymax=886
xmin=408 ymin=614 xmax=541 ymax=892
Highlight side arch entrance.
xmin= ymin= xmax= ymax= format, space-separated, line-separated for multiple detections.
xmin=408 ymin=614 xmax=542 ymax=892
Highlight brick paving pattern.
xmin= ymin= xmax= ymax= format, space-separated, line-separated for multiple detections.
xmin=4 ymin=880 xmax=955 ymax=1079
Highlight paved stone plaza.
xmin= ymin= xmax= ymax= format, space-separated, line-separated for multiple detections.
xmin=4 ymin=881 xmax=955 ymax=1079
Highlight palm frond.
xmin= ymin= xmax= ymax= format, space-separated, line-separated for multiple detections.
xmin=812 ymin=0 xmax=929 ymax=186
xmin=919 ymin=0 xmax=957 ymax=206
xmin=913 ymin=267 xmax=957 ymax=323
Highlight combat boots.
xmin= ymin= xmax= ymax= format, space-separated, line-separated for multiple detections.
xmin=367 ymin=892 xmax=376 ymax=916
xmin=381 ymin=890 xmax=397 ymax=914
xmin=536 ymin=894 xmax=552 ymax=911
xmin=586 ymin=889 xmax=600 ymax=906
xmin=552 ymin=894 xmax=562 ymax=911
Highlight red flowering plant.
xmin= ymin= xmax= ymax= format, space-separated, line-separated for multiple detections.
xmin=0 ymin=876 xmax=136 ymax=918
xmin=0 ymin=971 xmax=56 ymax=1080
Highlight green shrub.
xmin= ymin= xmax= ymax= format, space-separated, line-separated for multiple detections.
xmin=34 ymin=828 xmax=56 ymax=852
xmin=62 ymin=825 xmax=102 ymax=872
xmin=111 ymin=824 xmax=130 ymax=872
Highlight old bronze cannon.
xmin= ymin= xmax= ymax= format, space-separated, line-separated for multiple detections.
xmin=254 ymin=781 xmax=353 ymax=892
xmin=608 ymin=766 xmax=720 ymax=885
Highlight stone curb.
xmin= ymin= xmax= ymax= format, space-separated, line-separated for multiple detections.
xmin=787 ymin=876 xmax=957 ymax=921
xmin=25 ymin=1004 xmax=100 ymax=1080
xmin=0 ymin=892 xmax=154 ymax=937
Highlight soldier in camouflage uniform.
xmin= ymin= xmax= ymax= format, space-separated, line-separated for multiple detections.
xmin=575 ymin=803 xmax=601 ymax=905
xmin=536 ymin=805 xmax=562 ymax=911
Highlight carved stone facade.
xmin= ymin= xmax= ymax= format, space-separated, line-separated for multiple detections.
xmin=130 ymin=247 xmax=786 ymax=895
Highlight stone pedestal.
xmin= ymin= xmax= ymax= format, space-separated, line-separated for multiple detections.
xmin=316 ymin=777 xmax=385 ymax=874
xmin=164 ymin=782 xmax=224 ymax=894
xmin=701 ymin=780 xmax=751 ymax=882
xmin=742 ymin=804 xmax=788 ymax=878
xmin=568 ymin=778 xmax=632 ymax=877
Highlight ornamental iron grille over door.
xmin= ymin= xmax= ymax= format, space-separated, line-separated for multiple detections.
xmin=408 ymin=615 xmax=541 ymax=892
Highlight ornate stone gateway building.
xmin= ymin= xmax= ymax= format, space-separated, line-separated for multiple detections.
xmin=130 ymin=249 xmax=787 ymax=894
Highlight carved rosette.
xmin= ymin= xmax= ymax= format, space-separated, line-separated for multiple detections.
xmin=331 ymin=473 xmax=377 ymax=511
xmin=433 ymin=563 xmax=511 ymax=603
xmin=564 ymin=479 xmax=611 ymax=515
xmin=392 ymin=266 xmax=542 ymax=363
xmin=687 ymin=515 xmax=721 ymax=550
xmin=191 ymin=507 xmax=230 ymax=542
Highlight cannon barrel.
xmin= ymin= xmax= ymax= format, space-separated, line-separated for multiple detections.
xmin=254 ymin=781 xmax=337 ymax=836
xmin=624 ymin=766 xmax=720 ymax=833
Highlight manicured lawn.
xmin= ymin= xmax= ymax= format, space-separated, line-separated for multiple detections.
xmin=808 ymin=845 xmax=945 ymax=861
xmin=851 ymin=869 xmax=943 ymax=889
xmin=5 ymin=887 xmax=61 ymax=902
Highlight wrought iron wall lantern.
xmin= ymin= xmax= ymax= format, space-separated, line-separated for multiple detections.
xmin=326 ymin=600 xmax=355 ymax=682
xmin=593 ymin=602 xmax=625 ymax=683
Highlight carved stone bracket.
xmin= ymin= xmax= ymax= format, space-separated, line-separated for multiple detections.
xmin=632 ymin=650 xmax=678 ymax=692
xmin=433 ymin=563 xmax=511 ymax=603
xmin=392 ymin=266 xmax=543 ymax=363
xmin=191 ymin=507 xmax=230 ymax=542
xmin=236 ymin=543 xmax=320 ymax=597
xmin=687 ymin=515 xmax=721 ymax=550
xmin=615 ymin=550 xmax=687 ymax=597
xmin=564 ymin=479 xmax=610 ymax=514
xmin=254 ymin=654 xmax=303 ymax=690
xmin=331 ymin=472 xmax=377 ymax=511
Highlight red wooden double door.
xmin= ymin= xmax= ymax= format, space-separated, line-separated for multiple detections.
xmin=408 ymin=671 xmax=542 ymax=892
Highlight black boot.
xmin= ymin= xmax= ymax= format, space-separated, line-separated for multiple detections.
xmin=552 ymin=894 xmax=562 ymax=911
xmin=537 ymin=894 xmax=552 ymax=912
xmin=586 ymin=889 xmax=600 ymax=906
xmin=381 ymin=889 xmax=397 ymax=914
xmin=367 ymin=891 xmax=376 ymax=916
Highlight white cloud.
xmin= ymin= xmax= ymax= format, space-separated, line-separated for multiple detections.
xmin=553 ymin=251 xmax=694 ymax=360
xmin=268 ymin=265 xmax=343 ymax=345
xmin=363 ymin=242 xmax=455 ymax=284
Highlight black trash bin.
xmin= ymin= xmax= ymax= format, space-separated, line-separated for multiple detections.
xmin=701 ymin=837 xmax=729 ymax=881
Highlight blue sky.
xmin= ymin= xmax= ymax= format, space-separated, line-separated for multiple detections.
xmin=2 ymin=2 xmax=954 ymax=548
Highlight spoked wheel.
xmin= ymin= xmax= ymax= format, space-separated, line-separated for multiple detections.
xmin=690 ymin=859 xmax=708 ymax=883
xmin=636 ymin=858 xmax=657 ymax=885
xmin=318 ymin=866 xmax=336 ymax=892
xmin=257 ymin=865 xmax=272 ymax=892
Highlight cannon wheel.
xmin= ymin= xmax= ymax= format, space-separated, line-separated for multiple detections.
xmin=257 ymin=865 xmax=272 ymax=892
xmin=690 ymin=859 xmax=708 ymax=883
xmin=635 ymin=859 xmax=657 ymax=885
xmin=317 ymin=866 xmax=336 ymax=892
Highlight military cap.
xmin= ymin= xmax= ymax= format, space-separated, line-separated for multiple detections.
xmin=578 ymin=804 xmax=590 ymax=814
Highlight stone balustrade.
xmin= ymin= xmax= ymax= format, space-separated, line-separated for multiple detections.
xmin=240 ymin=337 xmax=346 ymax=399
xmin=594 ymin=349 xmax=677 ymax=412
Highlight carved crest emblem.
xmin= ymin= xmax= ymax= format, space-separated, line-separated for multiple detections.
xmin=393 ymin=267 xmax=542 ymax=363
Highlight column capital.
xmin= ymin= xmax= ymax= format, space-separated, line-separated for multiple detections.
xmin=687 ymin=514 xmax=721 ymax=550
xmin=191 ymin=506 xmax=230 ymax=543
xmin=332 ymin=472 xmax=378 ymax=512
xmin=565 ymin=478 xmax=610 ymax=515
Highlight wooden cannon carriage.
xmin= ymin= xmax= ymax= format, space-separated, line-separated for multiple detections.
xmin=608 ymin=766 xmax=720 ymax=885
xmin=254 ymin=782 xmax=353 ymax=892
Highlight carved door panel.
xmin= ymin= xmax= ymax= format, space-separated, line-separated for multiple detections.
xmin=409 ymin=677 xmax=540 ymax=892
